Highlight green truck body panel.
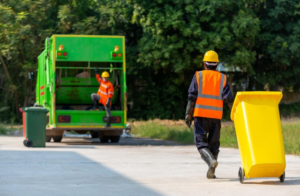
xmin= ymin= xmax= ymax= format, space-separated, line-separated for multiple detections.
xmin=54 ymin=37 xmax=123 ymax=62
xmin=55 ymin=110 xmax=124 ymax=126
xmin=36 ymin=35 xmax=127 ymax=130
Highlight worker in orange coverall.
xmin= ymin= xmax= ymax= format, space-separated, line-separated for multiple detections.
xmin=91 ymin=68 xmax=114 ymax=127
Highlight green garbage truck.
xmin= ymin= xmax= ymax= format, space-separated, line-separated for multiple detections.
xmin=35 ymin=35 xmax=130 ymax=143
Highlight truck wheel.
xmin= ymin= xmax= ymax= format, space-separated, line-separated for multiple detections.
xmin=91 ymin=131 xmax=99 ymax=138
xmin=46 ymin=136 xmax=52 ymax=142
xmin=53 ymin=135 xmax=63 ymax=142
xmin=110 ymin=136 xmax=120 ymax=143
xmin=99 ymin=133 xmax=109 ymax=143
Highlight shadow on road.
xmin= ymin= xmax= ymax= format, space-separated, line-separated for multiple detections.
xmin=215 ymin=177 xmax=300 ymax=185
xmin=0 ymin=150 xmax=163 ymax=196
xmin=242 ymin=177 xmax=300 ymax=185
xmin=210 ymin=176 xmax=300 ymax=185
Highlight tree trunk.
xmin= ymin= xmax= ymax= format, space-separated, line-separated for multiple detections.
xmin=228 ymin=73 xmax=234 ymax=95
xmin=0 ymin=52 xmax=19 ymax=114
xmin=0 ymin=52 xmax=12 ymax=84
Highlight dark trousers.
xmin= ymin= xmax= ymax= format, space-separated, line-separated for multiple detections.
xmin=193 ymin=117 xmax=221 ymax=155
xmin=91 ymin=93 xmax=111 ymax=118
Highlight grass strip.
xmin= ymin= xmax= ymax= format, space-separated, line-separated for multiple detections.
xmin=0 ymin=124 xmax=7 ymax=135
xmin=0 ymin=124 xmax=22 ymax=135
xmin=132 ymin=120 xmax=300 ymax=155
xmin=132 ymin=121 xmax=194 ymax=144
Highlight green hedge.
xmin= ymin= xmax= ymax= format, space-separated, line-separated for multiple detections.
xmin=279 ymin=102 xmax=300 ymax=117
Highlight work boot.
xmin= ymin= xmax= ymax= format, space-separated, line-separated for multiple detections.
xmin=213 ymin=154 xmax=218 ymax=160
xmin=91 ymin=106 xmax=99 ymax=110
xmin=104 ymin=106 xmax=111 ymax=128
xmin=212 ymin=153 xmax=219 ymax=178
xmin=92 ymin=98 xmax=99 ymax=110
xmin=104 ymin=117 xmax=111 ymax=128
xmin=200 ymin=148 xmax=218 ymax=179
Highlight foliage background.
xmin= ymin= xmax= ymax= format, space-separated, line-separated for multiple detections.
xmin=0 ymin=0 xmax=299 ymax=122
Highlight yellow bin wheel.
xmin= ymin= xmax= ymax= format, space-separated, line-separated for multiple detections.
xmin=238 ymin=167 xmax=245 ymax=184
xmin=279 ymin=171 xmax=285 ymax=183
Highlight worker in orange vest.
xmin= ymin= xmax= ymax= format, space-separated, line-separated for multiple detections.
xmin=91 ymin=68 xmax=114 ymax=127
xmin=185 ymin=50 xmax=234 ymax=179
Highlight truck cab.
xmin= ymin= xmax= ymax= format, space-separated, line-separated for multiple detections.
xmin=36 ymin=35 xmax=129 ymax=143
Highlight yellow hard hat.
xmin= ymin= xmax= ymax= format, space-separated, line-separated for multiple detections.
xmin=203 ymin=50 xmax=219 ymax=62
xmin=101 ymin=71 xmax=110 ymax=78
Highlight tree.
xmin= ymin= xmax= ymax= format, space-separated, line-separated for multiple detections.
xmin=254 ymin=0 xmax=300 ymax=91
xmin=1 ymin=0 xmax=299 ymax=122
xmin=108 ymin=0 xmax=261 ymax=119
xmin=0 ymin=0 xmax=111 ymax=122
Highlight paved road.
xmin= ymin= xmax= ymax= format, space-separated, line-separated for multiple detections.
xmin=0 ymin=136 xmax=300 ymax=196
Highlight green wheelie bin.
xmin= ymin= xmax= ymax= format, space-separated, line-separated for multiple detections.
xmin=20 ymin=107 xmax=48 ymax=147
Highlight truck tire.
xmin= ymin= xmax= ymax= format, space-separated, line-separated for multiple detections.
xmin=110 ymin=136 xmax=120 ymax=143
xmin=53 ymin=135 xmax=63 ymax=142
xmin=99 ymin=133 xmax=109 ymax=143
xmin=91 ymin=131 xmax=99 ymax=138
xmin=46 ymin=136 xmax=52 ymax=142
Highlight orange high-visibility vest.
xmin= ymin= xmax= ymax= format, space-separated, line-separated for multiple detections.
xmin=96 ymin=74 xmax=114 ymax=106
xmin=193 ymin=70 xmax=227 ymax=119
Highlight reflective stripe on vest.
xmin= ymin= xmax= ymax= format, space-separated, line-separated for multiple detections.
xmin=195 ymin=104 xmax=223 ymax=111
xmin=101 ymin=83 xmax=108 ymax=89
xmin=98 ymin=89 xmax=108 ymax=95
xmin=193 ymin=71 xmax=225 ymax=119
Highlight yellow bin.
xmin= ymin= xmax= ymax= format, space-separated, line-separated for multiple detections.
xmin=230 ymin=92 xmax=286 ymax=183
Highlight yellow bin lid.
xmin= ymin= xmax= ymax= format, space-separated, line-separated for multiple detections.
xmin=230 ymin=91 xmax=283 ymax=121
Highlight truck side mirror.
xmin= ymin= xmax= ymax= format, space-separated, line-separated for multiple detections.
xmin=28 ymin=72 xmax=34 ymax=80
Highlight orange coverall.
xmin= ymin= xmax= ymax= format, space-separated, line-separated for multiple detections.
xmin=96 ymin=74 xmax=114 ymax=106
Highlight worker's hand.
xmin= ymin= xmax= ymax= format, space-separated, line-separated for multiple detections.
xmin=106 ymin=98 xmax=111 ymax=107
xmin=185 ymin=100 xmax=195 ymax=128
xmin=185 ymin=114 xmax=192 ymax=128
xmin=94 ymin=67 xmax=98 ymax=75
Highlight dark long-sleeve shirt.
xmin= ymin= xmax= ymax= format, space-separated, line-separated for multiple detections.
xmin=188 ymin=72 xmax=234 ymax=104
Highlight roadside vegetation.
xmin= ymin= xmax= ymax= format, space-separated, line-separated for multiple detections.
xmin=1 ymin=1 xmax=300 ymax=123
xmin=0 ymin=124 xmax=22 ymax=136
xmin=131 ymin=120 xmax=194 ymax=144
xmin=0 ymin=124 xmax=6 ymax=135
xmin=131 ymin=119 xmax=300 ymax=156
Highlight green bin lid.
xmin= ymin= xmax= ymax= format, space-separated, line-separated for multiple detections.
xmin=24 ymin=107 xmax=48 ymax=113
